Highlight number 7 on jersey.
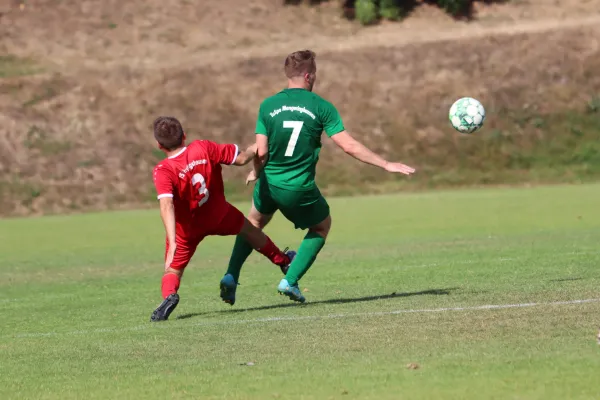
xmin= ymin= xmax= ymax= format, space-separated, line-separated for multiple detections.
xmin=283 ymin=121 xmax=303 ymax=157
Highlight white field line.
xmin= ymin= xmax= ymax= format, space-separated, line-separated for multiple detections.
xmin=6 ymin=298 xmax=600 ymax=340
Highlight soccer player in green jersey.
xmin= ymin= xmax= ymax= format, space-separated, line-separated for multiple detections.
xmin=220 ymin=50 xmax=415 ymax=304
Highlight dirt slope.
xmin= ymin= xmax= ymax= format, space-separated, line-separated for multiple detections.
xmin=1 ymin=0 xmax=599 ymax=216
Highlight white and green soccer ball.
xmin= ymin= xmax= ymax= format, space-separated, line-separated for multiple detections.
xmin=449 ymin=97 xmax=486 ymax=133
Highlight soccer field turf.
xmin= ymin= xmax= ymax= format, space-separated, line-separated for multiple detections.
xmin=1 ymin=184 xmax=599 ymax=399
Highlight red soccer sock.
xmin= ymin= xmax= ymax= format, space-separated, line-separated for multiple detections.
xmin=161 ymin=273 xmax=181 ymax=299
xmin=257 ymin=237 xmax=289 ymax=267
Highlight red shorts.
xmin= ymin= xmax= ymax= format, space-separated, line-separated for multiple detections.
xmin=165 ymin=203 xmax=245 ymax=270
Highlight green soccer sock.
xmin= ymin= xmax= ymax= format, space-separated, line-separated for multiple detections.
xmin=226 ymin=235 xmax=254 ymax=282
xmin=285 ymin=231 xmax=326 ymax=286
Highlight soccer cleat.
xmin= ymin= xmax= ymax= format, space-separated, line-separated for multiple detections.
xmin=277 ymin=278 xmax=305 ymax=303
xmin=150 ymin=293 xmax=179 ymax=322
xmin=220 ymin=273 xmax=238 ymax=306
xmin=281 ymin=248 xmax=297 ymax=275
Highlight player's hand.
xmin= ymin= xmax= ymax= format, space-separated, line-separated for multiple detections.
xmin=165 ymin=243 xmax=177 ymax=271
xmin=246 ymin=170 xmax=258 ymax=185
xmin=384 ymin=162 xmax=416 ymax=175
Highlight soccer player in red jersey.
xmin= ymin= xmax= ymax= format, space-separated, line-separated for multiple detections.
xmin=150 ymin=116 xmax=295 ymax=321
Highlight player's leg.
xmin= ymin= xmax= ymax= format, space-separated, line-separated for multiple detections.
xmin=225 ymin=201 xmax=276 ymax=282
xmin=247 ymin=200 xmax=275 ymax=230
xmin=284 ymin=213 xmax=330 ymax=285
xmin=151 ymin=236 xmax=199 ymax=321
xmin=224 ymin=178 xmax=283 ymax=283
xmin=238 ymin=217 xmax=292 ymax=268
xmin=277 ymin=188 xmax=331 ymax=303
xmin=217 ymin=202 xmax=293 ymax=305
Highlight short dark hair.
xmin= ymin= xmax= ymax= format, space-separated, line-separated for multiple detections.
xmin=284 ymin=50 xmax=316 ymax=79
xmin=153 ymin=116 xmax=184 ymax=151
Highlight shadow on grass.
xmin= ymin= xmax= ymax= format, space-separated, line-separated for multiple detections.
xmin=549 ymin=277 xmax=584 ymax=282
xmin=176 ymin=287 xmax=458 ymax=320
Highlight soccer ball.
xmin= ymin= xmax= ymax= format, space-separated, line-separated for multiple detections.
xmin=449 ymin=97 xmax=486 ymax=133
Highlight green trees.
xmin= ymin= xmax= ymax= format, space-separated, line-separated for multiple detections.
xmin=355 ymin=0 xmax=379 ymax=25
xmin=285 ymin=1 xmax=504 ymax=25
xmin=379 ymin=0 xmax=403 ymax=21
xmin=348 ymin=0 xmax=476 ymax=25
xmin=436 ymin=0 xmax=472 ymax=16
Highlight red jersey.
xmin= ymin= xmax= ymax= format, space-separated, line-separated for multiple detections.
xmin=153 ymin=140 xmax=239 ymax=237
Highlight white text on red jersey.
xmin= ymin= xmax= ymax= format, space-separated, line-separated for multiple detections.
xmin=178 ymin=159 xmax=207 ymax=179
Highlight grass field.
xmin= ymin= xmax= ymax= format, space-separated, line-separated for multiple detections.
xmin=1 ymin=184 xmax=600 ymax=399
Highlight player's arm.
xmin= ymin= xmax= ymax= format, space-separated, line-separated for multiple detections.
xmin=232 ymin=143 xmax=258 ymax=166
xmin=244 ymin=135 xmax=267 ymax=186
xmin=251 ymin=103 xmax=269 ymax=176
xmin=322 ymin=100 xmax=415 ymax=175
xmin=207 ymin=141 xmax=256 ymax=166
xmin=159 ymin=197 xmax=176 ymax=248
xmin=254 ymin=134 xmax=268 ymax=174
xmin=159 ymin=196 xmax=177 ymax=271
xmin=330 ymin=131 xmax=387 ymax=168
xmin=153 ymin=165 xmax=178 ymax=269
xmin=331 ymin=131 xmax=415 ymax=174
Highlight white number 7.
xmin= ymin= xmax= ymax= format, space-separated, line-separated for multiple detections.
xmin=283 ymin=121 xmax=303 ymax=157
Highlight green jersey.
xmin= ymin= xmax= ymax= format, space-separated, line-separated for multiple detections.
xmin=255 ymin=88 xmax=345 ymax=191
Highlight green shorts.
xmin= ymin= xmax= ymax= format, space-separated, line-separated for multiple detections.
xmin=253 ymin=178 xmax=330 ymax=230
